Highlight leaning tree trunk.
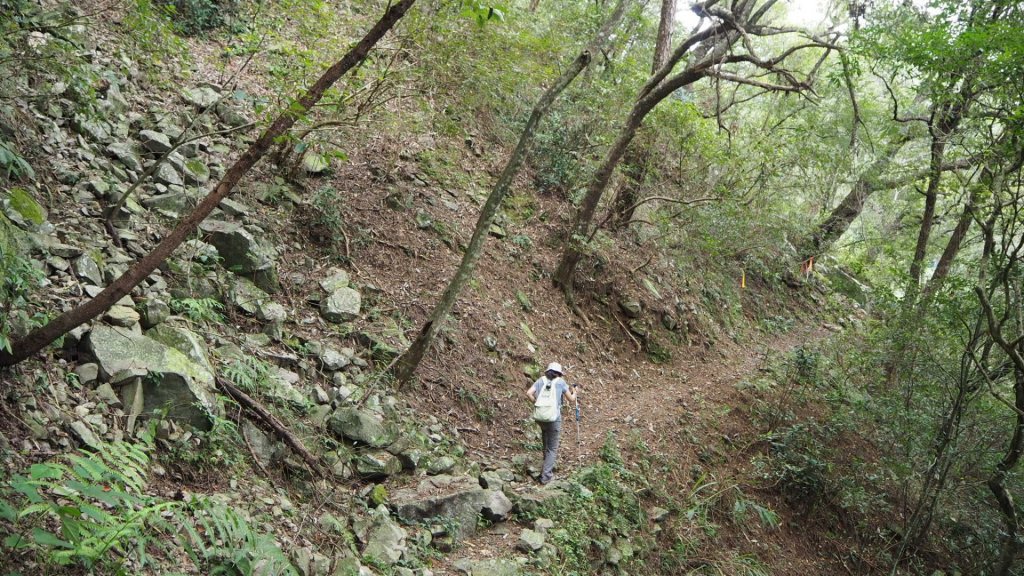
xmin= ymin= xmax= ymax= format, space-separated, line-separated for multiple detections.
xmin=390 ymin=0 xmax=631 ymax=385
xmin=0 ymin=0 xmax=418 ymax=367
xmin=798 ymin=136 xmax=911 ymax=260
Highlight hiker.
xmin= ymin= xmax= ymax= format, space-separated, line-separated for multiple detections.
xmin=526 ymin=362 xmax=578 ymax=484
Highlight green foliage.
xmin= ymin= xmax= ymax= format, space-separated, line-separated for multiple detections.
xmin=0 ymin=215 xmax=42 ymax=353
xmin=170 ymin=297 xmax=225 ymax=325
xmin=156 ymin=0 xmax=237 ymax=35
xmin=0 ymin=437 xmax=294 ymax=574
xmin=0 ymin=141 xmax=34 ymax=181
xmin=222 ymin=355 xmax=275 ymax=395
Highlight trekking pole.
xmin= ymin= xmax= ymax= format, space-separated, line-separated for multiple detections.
xmin=574 ymin=390 xmax=582 ymax=462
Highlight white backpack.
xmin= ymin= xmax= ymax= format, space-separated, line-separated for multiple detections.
xmin=532 ymin=377 xmax=559 ymax=422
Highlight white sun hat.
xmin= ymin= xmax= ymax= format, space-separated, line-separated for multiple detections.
xmin=545 ymin=362 xmax=564 ymax=375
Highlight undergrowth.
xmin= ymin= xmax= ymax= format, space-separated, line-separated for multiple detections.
xmin=0 ymin=432 xmax=295 ymax=574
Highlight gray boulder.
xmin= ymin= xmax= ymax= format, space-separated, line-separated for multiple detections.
xmin=199 ymin=220 xmax=279 ymax=292
xmin=182 ymin=85 xmax=221 ymax=108
xmin=319 ymin=268 xmax=350 ymax=292
xmin=85 ymin=325 xmax=217 ymax=430
xmin=391 ymin=475 xmax=513 ymax=540
xmin=139 ymin=130 xmax=173 ymax=154
xmin=618 ymin=299 xmax=642 ymax=319
xmin=355 ymin=451 xmax=403 ymax=479
xmin=452 ymin=558 xmax=523 ymax=576
xmin=74 ymin=254 xmax=104 ymax=286
xmin=146 ymin=324 xmax=215 ymax=375
xmin=153 ymin=163 xmax=184 ymax=187
xmin=107 ymin=142 xmax=143 ymax=173
xmin=355 ymin=507 xmax=407 ymax=566
xmin=321 ymin=287 xmax=361 ymax=323
xmin=517 ymin=529 xmax=545 ymax=552
xmin=139 ymin=299 xmax=170 ymax=328
xmin=328 ymin=408 xmax=392 ymax=447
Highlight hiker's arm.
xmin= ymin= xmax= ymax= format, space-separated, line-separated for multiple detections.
xmin=564 ymin=383 xmax=577 ymax=403
xmin=526 ymin=383 xmax=537 ymax=401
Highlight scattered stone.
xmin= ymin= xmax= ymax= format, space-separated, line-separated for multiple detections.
xmin=69 ymin=420 xmax=102 ymax=450
xmin=320 ymin=347 xmax=353 ymax=371
xmin=199 ymin=220 xmax=279 ymax=291
xmin=453 ymin=558 xmax=523 ymax=576
xmin=619 ymin=299 xmax=642 ymax=319
xmin=74 ymin=363 xmax=99 ymax=386
xmin=104 ymin=305 xmax=140 ymax=328
xmin=488 ymin=224 xmax=506 ymax=239
xmin=182 ymin=158 xmax=210 ymax=185
xmin=484 ymin=334 xmax=498 ymax=351
xmin=517 ymin=528 xmax=545 ymax=552
xmin=85 ymin=325 xmax=217 ymax=430
xmin=107 ymin=142 xmax=143 ymax=172
xmin=533 ymin=518 xmax=554 ymax=533
xmin=319 ymin=268 xmax=350 ymax=292
xmin=356 ymin=507 xmax=407 ymax=566
xmin=182 ymin=85 xmax=221 ymax=108
xmin=355 ymin=450 xmax=403 ymax=479
xmin=139 ymin=129 xmax=173 ymax=154
xmin=650 ymin=506 xmax=670 ymax=522
xmin=321 ymin=287 xmax=361 ymax=323
xmin=391 ymin=475 xmax=513 ymax=540
xmin=427 ymin=456 xmax=456 ymax=475
xmin=329 ymin=408 xmax=392 ymax=447
xmin=139 ymin=299 xmax=170 ymax=329
xmin=414 ymin=210 xmax=432 ymax=229
xmin=146 ymin=324 xmax=215 ymax=375
xmin=242 ymin=419 xmax=280 ymax=468
xmin=94 ymin=383 xmax=121 ymax=407
xmin=74 ymin=254 xmax=104 ymax=286
xmin=153 ymin=163 xmax=184 ymax=187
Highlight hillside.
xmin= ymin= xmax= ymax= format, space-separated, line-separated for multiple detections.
xmin=3 ymin=1 xmax=1024 ymax=575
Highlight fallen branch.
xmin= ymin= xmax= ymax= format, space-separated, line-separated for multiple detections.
xmin=216 ymin=376 xmax=326 ymax=478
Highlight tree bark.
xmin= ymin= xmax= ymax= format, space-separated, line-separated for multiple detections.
xmin=0 ymin=0 xmax=418 ymax=367
xmin=390 ymin=0 xmax=631 ymax=385
xmin=652 ymin=0 xmax=676 ymax=74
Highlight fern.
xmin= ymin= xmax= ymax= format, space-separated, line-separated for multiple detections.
xmin=1 ymin=437 xmax=296 ymax=574
xmin=170 ymin=297 xmax=225 ymax=324
xmin=222 ymin=355 xmax=275 ymax=394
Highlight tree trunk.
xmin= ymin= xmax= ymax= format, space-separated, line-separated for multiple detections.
xmin=0 ymin=0 xmax=418 ymax=367
xmin=652 ymin=0 xmax=676 ymax=74
xmin=390 ymin=0 xmax=631 ymax=385
xmin=799 ymin=136 xmax=911 ymax=259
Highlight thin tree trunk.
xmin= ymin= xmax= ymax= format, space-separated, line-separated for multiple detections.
xmin=391 ymin=0 xmax=631 ymax=385
xmin=652 ymin=0 xmax=676 ymax=74
xmin=0 ymin=0 xmax=417 ymax=367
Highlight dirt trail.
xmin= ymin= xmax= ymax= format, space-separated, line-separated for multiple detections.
xmin=434 ymin=321 xmax=827 ymax=572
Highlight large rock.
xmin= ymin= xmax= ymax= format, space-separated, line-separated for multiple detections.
xmin=321 ymin=287 xmax=361 ymax=323
xmin=355 ymin=507 xmax=407 ymax=566
xmin=139 ymin=129 xmax=173 ymax=154
xmin=107 ymin=142 xmax=143 ymax=172
xmin=182 ymin=85 xmax=221 ymax=108
xmin=227 ymin=276 xmax=286 ymax=322
xmin=355 ymin=450 xmax=403 ymax=479
xmin=452 ymin=558 xmax=524 ymax=576
xmin=391 ymin=475 xmax=514 ymax=540
xmin=199 ymin=220 xmax=279 ymax=292
xmin=146 ymin=324 xmax=215 ymax=375
xmin=328 ymin=408 xmax=392 ymax=447
xmin=84 ymin=325 xmax=217 ymax=430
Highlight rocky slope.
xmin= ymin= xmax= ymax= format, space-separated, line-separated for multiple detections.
xmin=0 ymin=4 xmax=858 ymax=575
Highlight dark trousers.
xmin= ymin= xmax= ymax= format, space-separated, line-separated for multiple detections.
xmin=539 ymin=420 xmax=561 ymax=483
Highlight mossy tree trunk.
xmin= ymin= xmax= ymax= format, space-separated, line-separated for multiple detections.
xmin=0 ymin=0 xmax=418 ymax=367
xmin=391 ymin=0 xmax=631 ymax=386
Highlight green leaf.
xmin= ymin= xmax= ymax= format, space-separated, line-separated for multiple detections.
xmin=4 ymin=533 xmax=30 ymax=550
xmin=32 ymin=527 xmax=72 ymax=549
xmin=0 ymin=498 xmax=16 ymax=522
